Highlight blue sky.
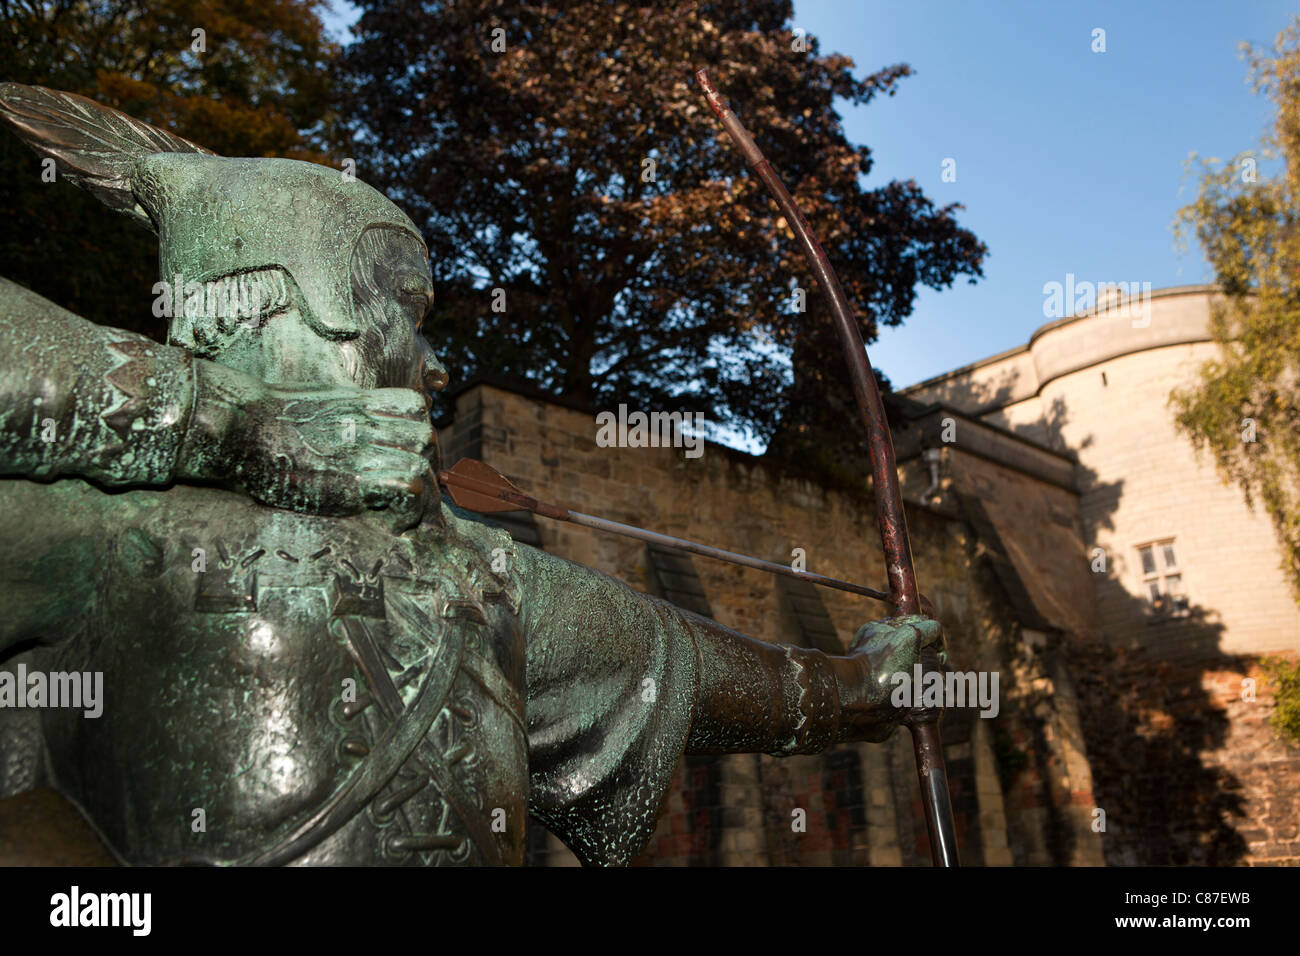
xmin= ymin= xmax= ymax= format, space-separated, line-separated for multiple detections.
xmin=793 ymin=0 xmax=1294 ymax=388
xmin=324 ymin=0 xmax=1294 ymax=392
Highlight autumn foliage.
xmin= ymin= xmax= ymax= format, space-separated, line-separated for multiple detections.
xmin=3 ymin=1 xmax=986 ymax=480
xmin=1173 ymin=16 xmax=1300 ymax=601
xmin=341 ymin=0 xmax=986 ymax=465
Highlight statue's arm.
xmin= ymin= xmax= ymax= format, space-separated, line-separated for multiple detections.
xmin=683 ymin=609 xmax=933 ymax=754
xmin=512 ymin=540 xmax=937 ymax=864
xmin=0 ymin=279 xmax=435 ymax=523
xmin=0 ymin=279 xmax=197 ymax=487
xmin=516 ymin=541 xmax=930 ymax=757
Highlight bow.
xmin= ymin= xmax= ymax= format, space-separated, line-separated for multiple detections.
xmin=695 ymin=69 xmax=960 ymax=867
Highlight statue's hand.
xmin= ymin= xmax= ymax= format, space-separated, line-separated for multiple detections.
xmin=843 ymin=615 xmax=947 ymax=741
xmin=177 ymin=360 xmax=435 ymax=529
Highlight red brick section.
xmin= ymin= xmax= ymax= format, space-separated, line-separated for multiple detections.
xmin=1208 ymin=658 xmax=1300 ymax=864
xmin=1068 ymin=632 xmax=1299 ymax=866
xmin=633 ymin=747 xmax=987 ymax=866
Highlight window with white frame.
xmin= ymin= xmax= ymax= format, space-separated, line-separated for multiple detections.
xmin=1135 ymin=539 xmax=1187 ymax=615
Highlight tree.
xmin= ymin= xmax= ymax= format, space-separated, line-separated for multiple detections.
xmin=341 ymin=0 xmax=985 ymax=465
xmin=0 ymin=0 xmax=342 ymax=336
xmin=1172 ymin=16 xmax=1300 ymax=601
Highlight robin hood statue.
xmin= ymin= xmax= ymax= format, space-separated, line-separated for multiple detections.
xmin=0 ymin=84 xmax=944 ymax=866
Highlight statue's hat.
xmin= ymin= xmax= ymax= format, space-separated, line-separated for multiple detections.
xmin=135 ymin=153 xmax=424 ymax=340
xmin=0 ymin=83 xmax=425 ymax=340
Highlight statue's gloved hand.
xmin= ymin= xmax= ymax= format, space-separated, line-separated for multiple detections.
xmin=843 ymin=615 xmax=947 ymax=741
xmin=176 ymin=359 xmax=435 ymax=530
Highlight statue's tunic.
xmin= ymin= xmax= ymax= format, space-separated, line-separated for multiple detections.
xmin=0 ymin=478 xmax=707 ymax=866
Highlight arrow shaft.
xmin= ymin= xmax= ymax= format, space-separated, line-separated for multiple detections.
xmin=567 ymin=510 xmax=888 ymax=601
xmin=439 ymin=464 xmax=889 ymax=601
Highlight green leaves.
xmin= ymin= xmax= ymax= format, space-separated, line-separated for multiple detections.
xmin=1172 ymin=16 xmax=1300 ymax=601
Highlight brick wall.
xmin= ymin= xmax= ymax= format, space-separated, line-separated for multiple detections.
xmin=1067 ymin=639 xmax=1299 ymax=865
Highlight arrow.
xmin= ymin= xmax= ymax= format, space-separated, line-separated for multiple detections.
xmin=438 ymin=457 xmax=890 ymax=602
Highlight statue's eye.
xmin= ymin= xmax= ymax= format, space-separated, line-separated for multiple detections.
xmin=397 ymin=274 xmax=432 ymax=303
xmin=395 ymin=273 xmax=433 ymax=329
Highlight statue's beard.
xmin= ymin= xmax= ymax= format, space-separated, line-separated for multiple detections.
xmin=341 ymin=313 xmax=412 ymax=391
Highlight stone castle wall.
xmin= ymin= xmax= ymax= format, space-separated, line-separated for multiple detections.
xmin=904 ymin=286 xmax=1299 ymax=657
xmin=904 ymin=286 xmax=1300 ymax=866
xmin=440 ymin=383 xmax=1106 ymax=866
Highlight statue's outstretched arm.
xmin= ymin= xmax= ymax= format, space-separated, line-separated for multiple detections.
xmin=684 ymin=611 xmax=940 ymax=754
xmin=514 ymin=540 xmax=941 ymax=864
xmin=0 ymin=278 xmax=435 ymax=526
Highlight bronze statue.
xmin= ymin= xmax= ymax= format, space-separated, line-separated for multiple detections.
xmin=0 ymin=84 xmax=944 ymax=866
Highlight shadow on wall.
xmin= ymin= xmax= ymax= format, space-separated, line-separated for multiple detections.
xmin=517 ymin=370 xmax=1270 ymax=867
xmin=920 ymin=364 xmax=1252 ymax=863
xmin=1071 ymin=591 xmax=1247 ymax=864
xmin=916 ymin=366 xmax=1031 ymax=430
xmin=1040 ymin=393 xmax=1247 ymax=865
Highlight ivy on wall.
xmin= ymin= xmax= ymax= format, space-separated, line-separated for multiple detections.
xmin=1262 ymin=656 xmax=1300 ymax=747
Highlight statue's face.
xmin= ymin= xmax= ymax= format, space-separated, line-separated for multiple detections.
xmin=348 ymin=227 xmax=449 ymax=396
xmin=209 ymin=226 xmax=450 ymax=397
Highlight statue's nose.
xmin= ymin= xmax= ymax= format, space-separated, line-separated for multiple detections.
xmin=420 ymin=338 xmax=449 ymax=392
